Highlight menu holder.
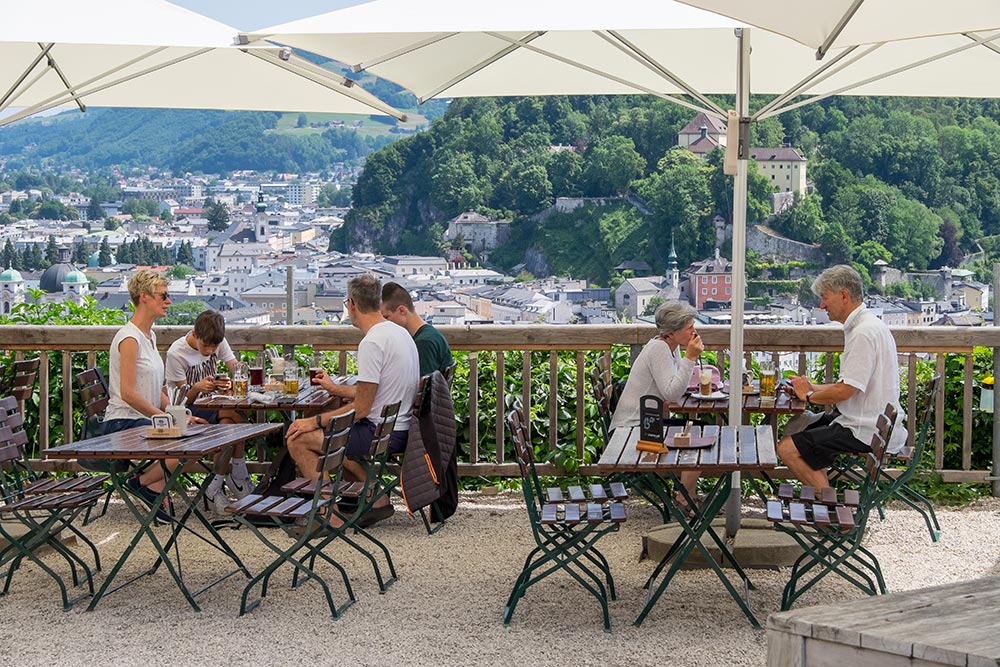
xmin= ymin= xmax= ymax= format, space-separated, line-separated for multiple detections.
xmin=146 ymin=426 xmax=183 ymax=439
xmin=637 ymin=395 xmax=664 ymax=450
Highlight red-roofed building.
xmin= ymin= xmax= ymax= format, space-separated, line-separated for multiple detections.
xmin=686 ymin=249 xmax=733 ymax=309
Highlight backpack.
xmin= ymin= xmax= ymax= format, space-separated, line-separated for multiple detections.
xmin=252 ymin=445 xmax=297 ymax=498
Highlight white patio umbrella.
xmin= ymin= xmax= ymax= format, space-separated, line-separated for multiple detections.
xmin=0 ymin=0 xmax=405 ymax=127
xmin=677 ymin=0 xmax=1000 ymax=59
xmin=245 ymin=0 xmax=1000 ymax=531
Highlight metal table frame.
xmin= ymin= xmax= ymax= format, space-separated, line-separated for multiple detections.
xmin=46 ymin=423 xmax=282 ymax=611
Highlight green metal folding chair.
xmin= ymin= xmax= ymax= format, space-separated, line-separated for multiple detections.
xmin=877 ymin=375 xmax=942 ymax=541
xmin=505 ymin=401 xmax=627 ymax=631
xmin=0 ymin=397 xmax=104 ymax=610
xmin=828 ymin=376 xmax=941 ymax=541
xmin=282 ymin=403 xmax=402 ymax=593
xmin=767 ymin=405 xmax=896 ymax=610
xmin=227 ymin=419 xmax=356 ymax=617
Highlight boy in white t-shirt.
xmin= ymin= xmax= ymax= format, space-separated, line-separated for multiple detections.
xmin=165 ymin=310 xmax=251 ymax=511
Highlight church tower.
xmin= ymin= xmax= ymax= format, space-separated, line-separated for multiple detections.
xmin=667 ymin=233 xmax=680 ymax=287
xmin=0 ymin=267 xmax=25 ymax=315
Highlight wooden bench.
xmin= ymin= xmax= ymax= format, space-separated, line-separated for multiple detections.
xmin=768 ymin=576 xmax=1000 ymax=666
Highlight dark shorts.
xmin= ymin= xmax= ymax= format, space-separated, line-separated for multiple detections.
xmin=101 ymin=417 xmax=151 ymax=435
xmin=190 ymin=407 xmax=220 ymax=424
xmin=88 ymin=417 xmax=151 ymax=472
xmin=790 ymin=412 xmax=871 ymax=471
xmin=345 ymin=418 xmax=408 ymax=459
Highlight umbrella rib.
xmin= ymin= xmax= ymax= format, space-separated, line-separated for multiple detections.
xmin=243 ymin=48 xmax=407 ymax=120
xmin=416 ymin=31 xmax=545 ymax=102
xmin=0 ymin=46 xmax=202 ymax=127
xmin=760 ymin=29 xmax=1000 ymax=120
xmin=751 ymin=44 xmax=864 ymax=121
xmin=41 ymin=44 xmax=87 ymax=113
xmin=817 ymin=0 xmax=867 ymax=60
xmin=481 ymin=31 xmax=722 ymax=118
xmin=0 ymin=43 xmax=55 ymax=110
xmin=353 ymin=32 xmax=459 ymax=73
xmin=602 ymin=30 xmax=727 ymax=117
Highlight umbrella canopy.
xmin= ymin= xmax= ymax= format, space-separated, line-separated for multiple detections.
xmin=677 ymin=0 xmax=1000 ymax=58
xmin=243 ymin=0 xmax=1000 ymax=115
xmin=0 ymin=0 xmax=405 ymax=127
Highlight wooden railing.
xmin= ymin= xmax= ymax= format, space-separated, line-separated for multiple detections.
xmin=2 ymin=323 xmax=995 ymax=482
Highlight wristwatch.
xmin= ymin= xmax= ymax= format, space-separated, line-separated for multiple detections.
xmin=805 ymin=390 xmax=816 ymax=404
xmin=316 ymin=414 xmax=325 ymax=430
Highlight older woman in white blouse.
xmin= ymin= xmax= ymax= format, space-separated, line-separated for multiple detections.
xmin=611 ymin=300 xmax=705 ymax=512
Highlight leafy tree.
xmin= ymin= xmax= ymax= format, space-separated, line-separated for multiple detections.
xmin=495 ymin=163 xmax=552 ymax=214
xmin=1 ymin=239 xmax=16 ymax=269
xmin=547 ymin=149 xmax=583 ymax=198
xmin=317 ymin=183 xmax=351 ymax=207
xmin=36 ymin=199 xmax=76 ymax=221
xmin=429 ymin=150 xmax=485 ymax=215
xmin=104 ymin=218 xmax=119 ymax=231
xmin=87 ymin=197 xmax=103 ymax=222
xmin=168 ymin=265 xmax=196 ymax=279
xmin=44 ymin=235 xmax=60 ymax=265
xmin=72 ymin=240 xmax=90 ymax=265
xmin=581 ymin=135 xmax=645 ymax=196
xmin=175 ymin=240 xmax=194 ymax=266
xmin=296 ymin=113 xmax=308 ymax=128
xmin=159 ymin=300 xmax=208 ymax=325
xmin=768 ymin=193 xmax=825 ymax=244
xmin=642 ymin=296 xmax=666 ymax=316
xmin=98 ymin=238 xmax=113 ymax=267
xmin=204 ymin=198 xmax=230 ymax=232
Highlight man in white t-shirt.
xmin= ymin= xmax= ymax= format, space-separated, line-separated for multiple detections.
xmin=286 ymin=275 xmax=419 ymax=528
xmin=778 ymin=265 xmax=906 ymax=490
xmin=165 ymin=310 xmax=250 ymax=510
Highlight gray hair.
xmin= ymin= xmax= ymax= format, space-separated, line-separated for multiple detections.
xmin=654 ymin=301 xmax=698 ymax=336
xmin=347 ymin=275 xmax=381 ymax=313
xmin=812 ymin=265 xmax=863 ymax=302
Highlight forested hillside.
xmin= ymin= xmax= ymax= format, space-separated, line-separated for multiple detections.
xmin=345 ymin=95 xmax=1000 ymax=288
xmin=0 ymin=108 xmax=403 ymax=173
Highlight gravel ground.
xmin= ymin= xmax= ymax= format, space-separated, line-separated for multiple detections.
xmin=4 ymin=492 xmax=1000 ymax=667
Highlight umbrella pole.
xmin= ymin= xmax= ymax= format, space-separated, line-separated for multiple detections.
xmin=725 ymin=28 xmax=751 ymax=539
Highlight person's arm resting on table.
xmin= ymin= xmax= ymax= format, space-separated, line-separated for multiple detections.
xmin=287 ymin=381 xmax=377 ymax=442
xmin=790 ymin=375 xmax=857 ymax=405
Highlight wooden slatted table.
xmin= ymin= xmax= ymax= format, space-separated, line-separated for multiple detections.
xmin=599 ymin=423 xmax=777 ymax=627
xmin=193 ymin=384 xmax=337 ymax=413
xmin=46 ymin=422 xmax=282 ymax=612
xmin=768 ymin=576 xmax=1000 ymax=666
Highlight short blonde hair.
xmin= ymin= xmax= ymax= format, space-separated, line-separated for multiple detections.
xmin=128 ymin=269 xmax=168 ymax=305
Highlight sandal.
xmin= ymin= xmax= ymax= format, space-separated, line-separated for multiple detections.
xmin=674 ymin=497 xmax=700 ymax=520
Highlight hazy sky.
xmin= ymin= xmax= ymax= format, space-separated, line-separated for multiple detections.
xmin=170 ymin=0 xmax=366 ymax=32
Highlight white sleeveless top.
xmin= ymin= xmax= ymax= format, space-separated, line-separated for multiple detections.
xmin=105 ymin=321 xmax=164 ymax=421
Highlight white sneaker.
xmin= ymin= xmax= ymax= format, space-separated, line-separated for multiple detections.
xmin=206 ymin=485 xmax=230 ymax=514
xmin=226 ymin=474 xmax=254 ymax=500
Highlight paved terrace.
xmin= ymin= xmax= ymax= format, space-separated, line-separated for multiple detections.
xmin=5 ymin=493 xmax=1000 ymax=667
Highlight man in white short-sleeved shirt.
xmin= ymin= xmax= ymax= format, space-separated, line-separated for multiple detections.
xmin=286 ymin=275 xmax=419 ymax=528
xmin=778 ymin=265 xmax=906 ymax=490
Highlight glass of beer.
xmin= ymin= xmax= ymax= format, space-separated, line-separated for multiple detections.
xmin=759 ymin=362 xmax=776 ymax=398
xmin=309 ymin=353 xmax=323 ymax=385
xmin=232 ymin=364 xmax=248 ymax=398
xmin=283 ymin=359 xmax=299 ymax=396
xmin=249 ymin=366 xmax=264 ymax=387
xmin=698 ymin=367 xmax=713 ymax=396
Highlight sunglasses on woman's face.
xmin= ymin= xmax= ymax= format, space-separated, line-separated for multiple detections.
xmin=152 ymin=291 xmax=171 ymax=301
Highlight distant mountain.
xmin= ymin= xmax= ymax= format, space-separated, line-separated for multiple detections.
xmin=0 ymin=107 xmax=403 ymax=173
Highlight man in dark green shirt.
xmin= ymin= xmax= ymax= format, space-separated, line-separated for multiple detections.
xmin=381 ymin=281 xmax=454 ymax=376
